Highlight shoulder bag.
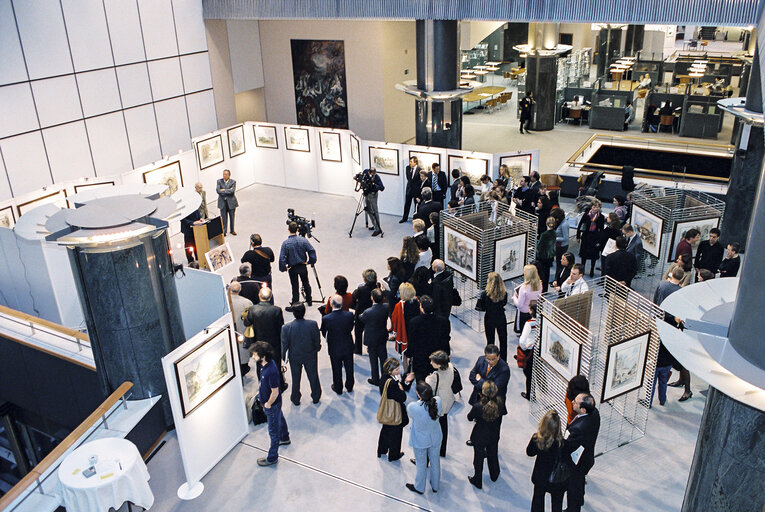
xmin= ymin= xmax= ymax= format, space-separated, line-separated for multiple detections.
xmin=251 ymin=397 xmax=267 ymax=425
xmin=548 ymin=442 xmax=574 ymax=485
xmin=451 ymin=366 xmax=463 ymax=394
xmin=377 ymin=379 xmax=402 ymax=426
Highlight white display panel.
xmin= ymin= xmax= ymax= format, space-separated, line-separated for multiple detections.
xmin=13 ymin=0 xmax=73 ymax=80
xmin=155 ymin=97 xmax=192 ymax=154
xmin=123 ymin=105 xmax=162 ymax=165
xmin=185 ymin=91 xmax=217 ymax=138
xmin=1 ymin=132 xmax=52 ymax=196
xmin=315 ymin=131 xmax=357 ymax=197
xmin=361 ymin=139 xmax=405 ymax=217
xmin=172 ymin=0 xmax=208 ymax=54
xmin=180 ymin=53 xmax=213 ymax=93
xmin=248 ymin=123 xmax=286 ymax=188
xmin=31 ymin=76 xmax=83 ymax=128
xmin=148 ymin=57 xmax=185 ymax=101
xmin=77 ymin=69 xmax=122 ymax=118
xmin=116 ymin=63 xmax=153 ymax=108
xmin=282 ymin=126 xmax=319 ymax=192
xmin=43 ymin=122 xmax=96 ymax=183
xmin=0 ymin=0 xmax=29 ymax=86
xmin=103 ymin=0 xmax=146 ymax=66
xmin=137 ymin=0 xmax=178 ymax=61
xmin=0 ymin=83 xmax=39 ymax=138
xmin=85 ymin=113 xmax=133 ymax=176
xmin=60 ymin=0 xmax=114 ymax=72
xmin=0 ymin=153 xmax=12 ymax=202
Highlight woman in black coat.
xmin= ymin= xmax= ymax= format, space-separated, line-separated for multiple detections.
xmin=377 ymin=358 xmax=414 ymax=461
xmin=526 ymin=410 xmax=566 ymax=512
xmin=599 ymin=212 xmax=622 ymax=277
xmin=478 ymin=272 xmax=508 ymax=361
xmin=552 ymin=252 xmax=574 ymax=292
xmin=467 ymin=381 xmax=507 ymax=489
xmin=576 ymin=200 xmax=605 ymax=277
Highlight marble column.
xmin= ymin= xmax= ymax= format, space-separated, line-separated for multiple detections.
xmin=69 ymin=228 xmax=185 ymax=425
xmin=682 ymin=387 xmax=765 ymax=511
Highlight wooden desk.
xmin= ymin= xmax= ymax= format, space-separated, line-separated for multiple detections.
xmin=193 ymin=216 xmax=225 ymax=269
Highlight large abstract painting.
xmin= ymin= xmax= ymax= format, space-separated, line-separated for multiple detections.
xmin=291 ymin=39 xmax=349 ymax=129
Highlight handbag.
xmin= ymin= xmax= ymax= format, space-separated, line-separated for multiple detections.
xmin=376 ymin=379 xmax=402 ymax=426
xmin=548 ymin=443 xmax=574 ymax=485
xmin=451 ymin=287 xmax=462 ymax=307
xmin=474 ymin=295 xmax=486 ymax=312
xmin=451 ymin=366 xmax=463 ymax=394
xmin=251 ymin=397 xmax=267 ymax=425
xmin=516 ymin=346 xmax=528 ymax=368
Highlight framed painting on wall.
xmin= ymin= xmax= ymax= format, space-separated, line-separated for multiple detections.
xmin=539 ymin=314 xmax=582 ymax=381
xmin=227 ymin=125 xmax=246 ymax=158
xmin=254 ymin=125 xmax=278 ymax=149
xmin=284 ymin=127 xmax=311 ymax=152
xmin=205 ymin=242 xmax=235 ymax=273
xmin=0 ymin=205 xmax=16 ymax=229
xmin=494 ymin=232 xmax=527 ymax=281
xmin=448 ymin=155 xmax=489 ymax=187
xmin=143 ymin=161 xmax=183 ymax=198
xmin=667 ymin=216 xmax=720 ymax=263
xmin=499 ymin=153 xmax=533 ymax=185
xmin=631 ymin=205 xmax=663 ymax=258
xmin=368 ymin=146 xmax=399 ymax=175
xmin=443 ymin=225 xmax=478 ymax=281
xmin=319 ymin=131 xmax=342 ymax=162
xmin=196 ymin=134 xmax=224 ymax=170
xmin=291 ymin=39 xmax=349 ymax=129
xmin=174 ymin=326 xmax=236 ymax=417
xmin=16 ymin=189 xmax=68 ymax=217
xmin=73 ymin=181 xmax=116 ymax=193
xmin=601 ymin=331 xmax=651 ymax=402
xmin=350 ymin=135 xmax=361 ymax=164
xmin=409 ymin=150 xmax=441 ymax=174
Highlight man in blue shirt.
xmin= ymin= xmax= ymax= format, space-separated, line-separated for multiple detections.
xmin=252 ymin=341 xmax=290 ymax=466
xmin=279 ymin=222 xmax=317 ymax=306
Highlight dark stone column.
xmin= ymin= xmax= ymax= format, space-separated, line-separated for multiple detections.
xmin=624 ymin=25 xmax=645 ymax=56
xmin=596 ymin=27 xmax=622 ymax=77
xmin=68 ymin=229 xmax=185 ymax=425
xmin=526 ymin=55 xmax=558 ymax=131
xmin=415 ymin=20 xmax=462 ymax=149
xmin=682 ymin=387 xmax=765 ymax=511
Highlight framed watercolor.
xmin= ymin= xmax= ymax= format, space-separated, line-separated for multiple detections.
xmin=443 ymin=225 xmax=478 ymax=281
xmin=174 ymin=326 xmax=236 ymax=417
xmin=368 ymin=146 xmax=399 ymax=176
xmin=447 ymin=155 xmax=489 ymax=187
xmin=16 ymin=189 xmax=68 ymax=217
xmin=667 ymin=216 xmax=720 ymax=263
xmin=284 ymin=127 xmax=311 ymax=152
xmin=205 ymin=242 xmax=235 ymax=273
xmin=494 ymin=232 xmax=528 ymax=281
xmin=195 ymin=134 xmax=225 ymax=170
xmin=539 ymin=314 xmax=582 ymax=381
xmin=227 ymin=125 xmax=246 ymax=158
xmin=631 ymin=205 xmax=663 ymax=258
xmin=601 ymin=331 xmax=651 ymax=402
xmin=143 ymin=161 xmax=183 ymax=198
xmin=0 ymin=205 xmax=16 ymax=229
xmin=254 ymin=125 xmax=279 ymax=149
xmin=319 ymin=131 xmax=342 ymax=162
xmin=409 ymin=150 xmax=441 ymax=174
xmin=73 ymin=181 xmax=116 ymax=193
xmin=350 ymin=134 xmax=361 ymax=165
xmin=499 ymin=153 xmax=533 ymax=185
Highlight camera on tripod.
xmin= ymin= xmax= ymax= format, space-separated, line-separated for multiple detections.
xmin=286 ymin=208 xmax=316 ymax=239
xmin=353 ymin=170 xmax=377 ymax=195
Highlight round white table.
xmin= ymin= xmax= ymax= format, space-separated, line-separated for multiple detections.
xmin=57 ymin=438 xmax=154 ymax=512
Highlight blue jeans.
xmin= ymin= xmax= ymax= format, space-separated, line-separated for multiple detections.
xmin=264 ymin=401 xmax=289 ymax=462
xmin=650 ymin=365 xmax=671 ymax=407
xmin=413 ymin=445 xmax=441 ymax=492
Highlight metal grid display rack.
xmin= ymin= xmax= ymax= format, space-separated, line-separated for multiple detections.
xmin=442 ymin=201 xmax=537 ymax=332
xmin=530 ymin=276 xmax=664 ymax=455
xmin=628 ymin=186 xmax=725 ymax=299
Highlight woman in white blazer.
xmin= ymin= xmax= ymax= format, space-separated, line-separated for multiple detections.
xmin=424 ymin=351 xmax=455 ymax=457
xmin=406 ymin=382 xmax=442 ymax=495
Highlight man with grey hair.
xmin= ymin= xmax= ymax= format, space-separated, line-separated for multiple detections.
xmin=320 ymin=294 xmax=356 ymax=394
xmin=195 ymin=182 xmax=208 ymax=219
xmin=430 ymin=259 xmax=454 ymax=319
xmin=235 ymin=262 xmax=260 ymax=304
xmin=414 ymin=187 xmax=442 ymax=229
xmin=243 ymin=286 xmax=284 ymax=364
xmin=228 ymin=281 xmax=253 ymax=376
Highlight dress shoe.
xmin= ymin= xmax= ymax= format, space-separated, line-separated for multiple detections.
xmin=490 ymin=473 xmax=500 ymax=482
xmin=668 ymin=380 xmax=684 ymax=387
xmin=291 ymin=399 xmax=300 ymax=406
xmin=399 ymin=219 xmax=407 ymax=224
xmin=679 ymin=392 xmax=693 ymax=402
xmin=406 ymin=483 xmax=424 ymax=495
xmin=279 ymin=438 xmax=291 ymax=446
xmin=468 ymin=475 xmax=482 ymax=489
xmin=231 ymin=231 xmax=237 ymax=236
xmin=659 ymin=401 xmax=666 ymax=406
xmin=368 ymin=378 xmax=380 ymax=386
xmin=312 ymin=398 xmax=321 ymax=404
xmin=466 ymin=439 xmax=473 ymax=446
xmin=388 ymin=452 xmax=405 ymax=462
xmin=368 ymin=226 xmax=374 ymax=230
xmin=331 ymin=385 xmax=342 ymax=395
xmin=520 ymin=392 xmax=529 ymax=400
xmin=346 ymin=387 xmax=353 ymax=393
xmin=372 ymin=230 xmax=382 ymax=237
xmin=257 ymin=457 xmax=277 ymax=466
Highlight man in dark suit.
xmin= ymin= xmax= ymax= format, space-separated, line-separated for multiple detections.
xmin=320 ymin=295 xmax=356 ymax=394
xmin=468 ymin=344 xmax=510 ymax=405
xmin=528 ymin=171 xmax=541 ymax=196
xmin=243 ymin=287 xmax=284 ymax=360
xmin=622 ymin=223 xmax=644 ymax=268
xmin=564 ymin=393 xmax=601 ymax=512
xmin=405 ymin=295 xmax=451 ymax=381
xmin=235 ymin=263 xmax=261 ymax=304
xmin=604 ymin=236 xmax=637 ymax=287
xmin=281 ymin=303 xmax=322 ymax=405
xmin=449 ymin=169 xmax=461 ymax=202
xmin=413 ymin=188 xmax=442 ymax=229
xmin=216 ymin=169 xmax=238 ymax=235
xmin=427 ymin=163 xmax=448 ymax=203
xmin=430 ymin=260 xmax=454 ymax=320
xmin=694 ymin=227 xmax=723 ymax=274
xmin=400 ymin=156 xmax=421 ymax=223
xmin=358 ymin=289 xmax=389 ymax=385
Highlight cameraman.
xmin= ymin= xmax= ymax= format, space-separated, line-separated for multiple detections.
xmin=279 ymin=222 xmax=318 ymax=306
xmin=362 ymin=167 xmax=385 ymax=236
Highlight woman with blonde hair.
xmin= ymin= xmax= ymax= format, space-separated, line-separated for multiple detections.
xmin=513 ymin=264 xmax=542 ymax=334
xmin=526 ymin=410 xmax=566 ymax=511
xmin=390 ymin=282 xmax=420 ymax=359
xmin=476 ymin=272 xmax=509 ymax=360
xmin=399 ymin=236 xmax=419 ymax=281
xmin=467 ymin=380 xmax=507 ymax=489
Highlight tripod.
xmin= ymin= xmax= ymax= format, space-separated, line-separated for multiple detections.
xmin=348 ymin=186 xmax=383 ymax=238
xmin=301 ymin=263 xmax=325 ymax=304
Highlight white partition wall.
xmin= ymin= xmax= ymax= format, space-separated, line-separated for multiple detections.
xmin=361 ymin=140 xmax=406 ymax=217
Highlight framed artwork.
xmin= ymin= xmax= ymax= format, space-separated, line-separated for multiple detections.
xmin=443 ymin=225 xmax=478 ymax=281
xmin=174 ymin=326 xmax=236 ymax=417
xmin=319 ymin=131 xmax=342 ymax=162
xmin=448 ymin=155 xmax=489 ymax=187
xmin=667 ymin=216 xmax=720 ymax=263
xmin=0 ymin=205 xmax=16 ymax=229
xmin=73 ymin=181 xmax=115 ymax=193
xmin=499 ymin=153 xmax=533 ymax=184
xmin=143 ymin=161 xmax=183 ymax=198
xmin=196 ymin=134 xmax=224 ymax=170
xmin=254 ymin=125 xmax=278 ymax=149
xmin=291 ymin=39 xmax=349 ymax=128
xmin=539 ymin=314 xmax=582 ymax=381
xmin=284 ymin=127 xmax=311 ymax=152
xmin=350 ymin=134 xmax=361 ymax=165
xmin=17 ymin=189 xmax=68 ymax=217
xmin=205 ymin=242 xmax=235 ymax=273
xmin=227 ymin=125 xmax=246 ymax=158
xmin=409 ymin=150 xmax=441 ymax=174
xmin=631 ymin=205 xmax=663 ymax=258
xmin=601 ymin=331 xmax=651 ymax=402
xmin=494 ymin=232 xmax=527 ymax=281
xmin=368 ymin=146 xmax=399 ymax=175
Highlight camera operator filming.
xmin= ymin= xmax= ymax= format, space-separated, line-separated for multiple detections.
xmin=350 ymin=167 xmax=385 ymax=237
xmin=279 ymin=216 xmax=318 ymax=307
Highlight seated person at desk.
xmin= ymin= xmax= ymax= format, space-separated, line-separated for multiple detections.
xmin=659 ymin=102 xmax=674 ymax=117
xmin=646 ymin=104 xmax=660 ymax=132
xmin=638 ymin=73 xmax=652 ymax=89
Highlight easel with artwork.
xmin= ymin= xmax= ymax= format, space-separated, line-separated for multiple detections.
xmin=193 ymin=216 xmax=225 ymax=270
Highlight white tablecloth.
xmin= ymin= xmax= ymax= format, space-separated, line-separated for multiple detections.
xmin=57 ymin=438 xmax=154 ymax=511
